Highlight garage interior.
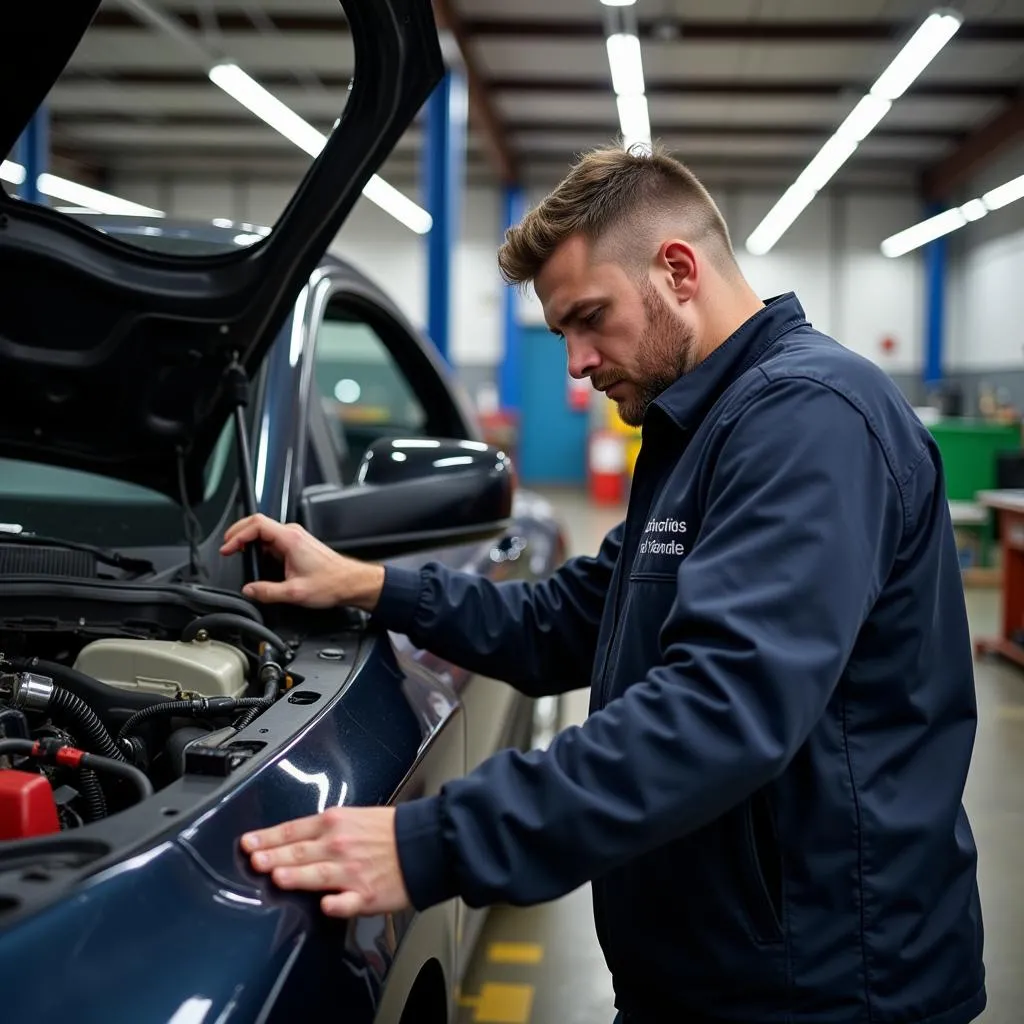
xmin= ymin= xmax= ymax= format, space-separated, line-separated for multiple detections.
xmin=4 ymin=0 xmax=1024 ymax=1021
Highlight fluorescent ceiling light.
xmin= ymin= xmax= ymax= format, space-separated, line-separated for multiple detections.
xmin=983 ymin=172 xmax=1024 ymax=211
xmin=601 ymin=0 xmax=637 ymax=5
xmin=617 ymin=94 xmax=652 ymax=152
xmin=209 ymin=63 xmax=326 ymax=159
xmin=606 ymin=34 xmax=645 ymax=96
xmin=870 ymin=10 xmax=963 ymax=101
xmin=37 ymin=173 xmax=164 ymax=217
xmin=835 ymin=94 xmax=892 ymax=143
xmin=959 ymin=198 xmax=987 ymax=222
xmin=746 ymin=184 xmax=815 ymax=256
xmin=3 ymin=160 xmax=164 ymax=216
xmin=880 ymin=171 xmax=1024 ymax=257
xmin=361 ymin=175 xmax=433 ymax=235
xmin=209 ymin=61 xmax=432 ymax=235
xmin=880 ymin=208 xmax=969 ymax=258
xmin=1 ymin=160 xmax=26 ymax=186
xmin=745 ymin=7 xmax=962 ymax=255
xmin=794 ymin=135 xmax=858 ymax=193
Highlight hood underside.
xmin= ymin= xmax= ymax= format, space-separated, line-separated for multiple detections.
xmin=0 ymin=0 xmax=443 ymax=505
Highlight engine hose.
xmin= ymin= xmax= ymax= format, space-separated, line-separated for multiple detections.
xmin=181 ymin=613 xmax=291 ymax=663
xmin=0 ymin=738 xmax=153 ymax=802
xmin=117 ymin=695 xmax=268 ymax=744
xmin=4 ymin=656 xmax=167 ymax=714
xmin=78 ymin=768 xmax=108 ymax=822
xmin=233 ymin=672 xmax=281 ymax=730
xmin=49 ymin=686 xmax=127 ymax=763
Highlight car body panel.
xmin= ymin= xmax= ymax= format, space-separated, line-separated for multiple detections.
xmin=0 ymin=632 xmax=465 ymax=1022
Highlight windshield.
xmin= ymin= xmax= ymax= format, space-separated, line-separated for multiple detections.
xmin=0 ymin=228 xmax=264 ymax=549
xmin=0 ymin=414 xmax=238 ymax=550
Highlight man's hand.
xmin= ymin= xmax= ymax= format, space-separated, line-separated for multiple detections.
xmin=241 ymin=806 xmax=410 ymax=918
xmin=220 ymin=514 xmax=385 ymax=610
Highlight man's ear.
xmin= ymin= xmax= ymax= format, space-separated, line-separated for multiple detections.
xmin=657 ymin=240 xmax=699 ymax=303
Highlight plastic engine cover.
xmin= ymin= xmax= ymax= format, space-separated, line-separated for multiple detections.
xmin=73 ymin=638 xmax=249 ymax=699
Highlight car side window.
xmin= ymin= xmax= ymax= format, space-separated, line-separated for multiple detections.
xmin=311 ymin=300 xmax=431 ymax=484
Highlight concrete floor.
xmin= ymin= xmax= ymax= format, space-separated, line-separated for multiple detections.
xmin=456 ymin=488 xmax=1024 ymax=1024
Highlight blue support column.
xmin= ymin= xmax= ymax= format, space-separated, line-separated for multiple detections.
xmin=499 ymin=185 xmax=526 ymax=411
xmin=923 ymin=201 xmax=946 ymax=391
xmin=12 ymin=104 xmax=49 ymax=204
xmin=422 ymin=70 xmax=467 ymax=363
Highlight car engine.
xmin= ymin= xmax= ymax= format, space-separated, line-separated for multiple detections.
xmin=0 ymin=611 xmax=294 ymax=839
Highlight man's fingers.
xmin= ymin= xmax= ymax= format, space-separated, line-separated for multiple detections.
xmin=220 ymin=514 xmax=288 ymax=555
xmin=322 ymin=891 xmax=365 ymax=917
xmin=270 ymin=861 xmax=345 ymax=891
xmin=249 ymin=837 xmax=328 ymax=871
xmin=241 ymin=812 xmax=327 ymax=855
xmin=241 ymin=580 xmax=294 ymax=605
xmin=220 ymin=515 xmax=263 ymax=549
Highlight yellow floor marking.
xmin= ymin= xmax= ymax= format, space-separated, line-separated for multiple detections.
xmin=458 ymin=995 xmax=482 ymax=1009
xmin=470 ymin=983 xmax=535 ymax=1024
xmin=996 ymin=705 xmax=1024 ymax=722
xmin=486 ymin=941 xmax=544 ymax=965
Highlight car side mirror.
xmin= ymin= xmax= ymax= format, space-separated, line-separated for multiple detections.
xmin=297 ymin=437 xmax=514 ymax=560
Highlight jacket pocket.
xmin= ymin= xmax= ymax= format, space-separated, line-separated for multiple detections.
xmin=739 ymin=790 xmax=785 ymax=945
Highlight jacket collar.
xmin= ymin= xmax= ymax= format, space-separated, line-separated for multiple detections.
xmin=647 ymin=292 xmax=809 ymax=434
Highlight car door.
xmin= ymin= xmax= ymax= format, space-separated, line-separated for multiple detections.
xmin=296 ymin=268 xmax=536 ymax=773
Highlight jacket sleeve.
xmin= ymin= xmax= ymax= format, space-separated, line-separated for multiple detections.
xmin=371 ymin=521 xmax=624 ymax=697
xmin=393 ymin=376 xmax=910 ymax=910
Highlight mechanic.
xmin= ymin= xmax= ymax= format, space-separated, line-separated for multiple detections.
xmin=223 ymin=144 xmax=986 ymax=1024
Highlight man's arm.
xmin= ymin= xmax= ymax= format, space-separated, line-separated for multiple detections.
xmin=393 ymin=377 xmax=909 ymax=909
xmin=220 ymin=513 xmax=624 ymax=698
xmin=371 ymin=523 xmax=624 ymax=696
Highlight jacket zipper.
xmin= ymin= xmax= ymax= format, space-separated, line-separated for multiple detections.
xmin=595 ymin=437 xmax=666 ymax=709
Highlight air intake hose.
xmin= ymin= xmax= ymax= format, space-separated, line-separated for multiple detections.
xmin=49 ymin=687 xmax=126 ymax=764
xmin=7 ymin=672 xmax=126 ymax=763
xmin=4 ymin=655 xmax=166 ymax=714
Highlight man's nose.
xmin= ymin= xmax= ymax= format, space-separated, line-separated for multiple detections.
xmin=566 ymin=338 xmax=600 ymax=380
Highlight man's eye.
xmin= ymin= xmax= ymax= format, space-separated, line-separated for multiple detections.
xmin=583 ymin=309 xmax=602 ymax=327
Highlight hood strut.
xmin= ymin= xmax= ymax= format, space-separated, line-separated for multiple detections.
xmin=225 ymin=357 xmax=260 ymax=586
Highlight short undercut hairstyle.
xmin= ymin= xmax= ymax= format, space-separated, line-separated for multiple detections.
xmin=497 ymin=143 xmax=737 ymax=287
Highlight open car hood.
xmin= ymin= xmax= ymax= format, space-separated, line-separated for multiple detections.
xmin=0 ymin=0 xmax=443 ymax=504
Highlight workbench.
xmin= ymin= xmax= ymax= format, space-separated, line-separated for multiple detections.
xmin=974 ymin=489 xmax=1024 ymax=668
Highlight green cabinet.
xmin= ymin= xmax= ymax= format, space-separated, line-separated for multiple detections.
xmin=927 ymin=419 xmax=1020 ymax=500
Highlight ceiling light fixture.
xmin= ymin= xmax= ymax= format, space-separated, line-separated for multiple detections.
xmin=617 ymin=94 xmax=652 ymax=152
xmin=745 ymin=8 xmax=962 ymax=256
xmin=606 ymin=33 xmax=646 ymax=96
xmin=119 ymin=0 xmax=431 ymax=234
xmin=1 ymin=161 xmax=26 ymax=186
xmin=2 ymin=160 xmax=164 ymax=217
xmin=209 ymin=61 xmax=432 ymax=235
xmin=880 ymin=171 xmax=1024 ymax=257
xmin=602 ymin=2 xmax=651 ymax=153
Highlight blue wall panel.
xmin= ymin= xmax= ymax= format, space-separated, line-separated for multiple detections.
xmin=517 ymin=327 xmax=588 ymax=485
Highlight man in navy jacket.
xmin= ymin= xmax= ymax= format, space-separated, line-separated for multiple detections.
xmin=224 ymin=145 xmax=986 ymax=1023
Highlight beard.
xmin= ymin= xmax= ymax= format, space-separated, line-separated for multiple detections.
xmin=594 ymin=281 xmax=699 ymax=427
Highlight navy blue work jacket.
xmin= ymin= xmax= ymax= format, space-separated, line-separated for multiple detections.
xmin=379 ymin=293 xmax=986 ymax=1024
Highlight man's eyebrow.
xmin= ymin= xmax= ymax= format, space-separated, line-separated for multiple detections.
xmin=548 ymin=299 xmax=598 ymax=335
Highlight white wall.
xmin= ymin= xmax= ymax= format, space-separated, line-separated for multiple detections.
xmin=113 ymin=172 xmax=923 ymax=380
xmin=945 ymin=138 xmax=1024 ymax=372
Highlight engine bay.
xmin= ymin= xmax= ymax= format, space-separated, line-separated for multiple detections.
xmin=0 ymin=590 xmax=303 ymax=842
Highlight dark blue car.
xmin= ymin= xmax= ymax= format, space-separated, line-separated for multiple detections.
xmin=0 ymin=2 xmax=568 ymax=1019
